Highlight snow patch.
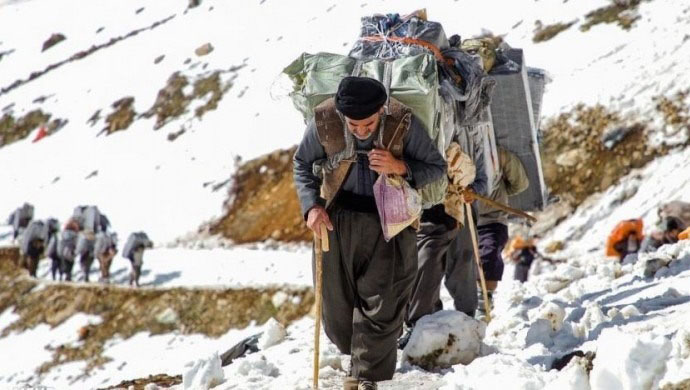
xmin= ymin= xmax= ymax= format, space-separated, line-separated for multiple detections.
xmin=234 ymin=354 xmax=279 ymax=378
xmin=526 ymin=319 xmax=555 ymax=348
xmin=619 ymin=305 xmax=641 ymax=319
xmin=155 ymin=307 xmax=179 ymax=325
xmin=319 ymin=342 xmax=344 ymax=371
xmin=590 ymin=329 xmax=672 ymax=390
xmin=258 ymin=318 xmax=287 ymax=350
xmin=403 ymin=310 xmax=485 ymax=369
xmin=660 ymin=318 xmax=690 ymax=386
xmin=271 ymin=291 xmax=289 ymax=308
xmin=545 ymin=356 xmax=592 ymax=390
xmin=182 ymin=352 xmax=224 ymax=390
xmin=576 ymin=303 xmax=608 ymax=339
xmin=440 ymin=354 xmax=546 ymax=390
xmin=531 ymin=301 xmax=567 ymax=332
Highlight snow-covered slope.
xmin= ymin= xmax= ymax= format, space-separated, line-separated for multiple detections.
xmin=2 ymin=238 xmax=688 ymax=389
xmin=1 ymin=0 xmax=690 ymax=389
xmin=1 ymin=0 xmax=689 ymax=243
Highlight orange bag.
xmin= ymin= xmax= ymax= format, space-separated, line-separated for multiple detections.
xmin=679 ymin=227 xmax=690 ymax=240
xmin=605 ymin=219 xmax=644 ymax=257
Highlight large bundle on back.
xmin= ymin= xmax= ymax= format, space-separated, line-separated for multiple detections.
xmin=122 ymin=232 xmax=153 ymax=260
xmin=9 ymin=202 xmax=34 ymax=232
xmin=20 ymin=220 xmax=48 ymax=255
xmin=72 ymin=205 xmax=102 ymax=235
xmin=285 ymin=10 xmax=549 ymax=217
xmin=477 ymin=41 xmax=549 ymax=211
xmin=58 ymin=230 xmax=79 ymax=261
xmin=284 ymin=10 xmax=494 ymax=209
xmin=94 ymin=232 xmax=118 ymax=257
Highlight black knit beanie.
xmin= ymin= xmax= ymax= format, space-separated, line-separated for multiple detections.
xmin=335 ymin=76 xmax=387 ymax=120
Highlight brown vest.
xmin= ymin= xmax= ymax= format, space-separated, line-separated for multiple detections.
xmin=314 ymin=97 xmax=412 ymax=206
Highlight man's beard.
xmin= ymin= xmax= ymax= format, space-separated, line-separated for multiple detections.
xmin=352 ymin=130 xmax=375 ymax=140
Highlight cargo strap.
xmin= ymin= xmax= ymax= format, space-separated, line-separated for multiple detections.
xmin=360 ymin=35 xmax=448 ymax=64
xmin=360 ymin=35 xmax=462 ymax=84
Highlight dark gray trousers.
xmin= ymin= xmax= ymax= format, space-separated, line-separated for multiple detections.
xmin=62 ymin=259 xmax=74 ymax=281
xmin=514 ymin=264 xmax=530 ymax=283
xmin=406 ymin=207 xmax=478 ymax=326
xmin=80 ymin=254 xmax=94 ymax=282
xmin=317 ymin=208 xmax=417 ymax=382
xmin=51 ymin=255 xmax=62 ymax=280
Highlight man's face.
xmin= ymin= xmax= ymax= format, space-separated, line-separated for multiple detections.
xmin=344 ymin=109 xmax=382 ymax=140
xmin=666 ymin=229 xmax=681 ymax=242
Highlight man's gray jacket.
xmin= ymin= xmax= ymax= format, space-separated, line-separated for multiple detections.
xmin=293 ymin=115 xmax=447 ymax=216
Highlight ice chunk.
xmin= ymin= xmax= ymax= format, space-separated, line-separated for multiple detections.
xmin=619 ymin=305 xmax=641 ymax=319
xmin=271 ymin=291 xmax=288 ymax=308
xmin=258 ymin=318 xmax=287 ymax=350
xmin=182 ymin=352 xmax=225 ymax=390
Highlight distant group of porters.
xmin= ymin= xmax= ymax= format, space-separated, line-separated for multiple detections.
xmin=7 ymin=203 xmax=153 ymax=287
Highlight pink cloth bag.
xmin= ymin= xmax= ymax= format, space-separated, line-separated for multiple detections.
xmin=373 ymin=174 xmax=421 ymax=241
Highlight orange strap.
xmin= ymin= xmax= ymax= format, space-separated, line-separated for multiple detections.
xmin=680 ymin=227 xmax=690 ymax=240
xmin=361 ymin=35 xmax=446 ymax=63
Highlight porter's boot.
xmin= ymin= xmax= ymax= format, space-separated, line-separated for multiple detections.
xmin=343 ymin=377 xmax=358 ymax=390
xmin=476 ymin=289 xmax=494 ymax=321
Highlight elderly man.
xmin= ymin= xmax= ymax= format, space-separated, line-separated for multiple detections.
xmin=293 ymin=76 xmax=446 ymax=390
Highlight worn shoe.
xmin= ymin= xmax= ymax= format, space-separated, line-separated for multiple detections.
xmin=343 ymin=376 xmax=359 ymax=390
xmin=397 ymin=326 xmax=414 ymax=350
xmin=358 ymin=381 xmax=378 ymax=390
xmin=476 ymin=290 xmax=494 ymax=321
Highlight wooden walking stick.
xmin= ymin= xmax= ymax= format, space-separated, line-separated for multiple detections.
xmin=469 ymin=190 xmax=537 ymax=223
xmin=464 ymin=202 xmax=492 ymax=323
xmin=313 ymin=223 xmax=329 ymax=390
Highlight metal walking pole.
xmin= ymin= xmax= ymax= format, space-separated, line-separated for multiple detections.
xmin=313 ymin=223 xmax=329 ymax=389
xmin=464 ymin=202 xmax=492 ymax=323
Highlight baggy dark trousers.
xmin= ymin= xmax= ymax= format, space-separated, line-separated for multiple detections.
xmin=477 ymin=223 xmax=509 ymax=282
xmin=514 ymin=264 xmax=530 ymax=282
xmin=406 ymin=207 xmax=478 ymax=326
xmin=316 ymin=207 xmax=417 ymax=382
xmin=50 ymin=255 xmax=62 ymax=280
xmin=63 ymin=259 xmax=74 ymax=281
xmin=80 ymin=254 xmax=94 ymax=282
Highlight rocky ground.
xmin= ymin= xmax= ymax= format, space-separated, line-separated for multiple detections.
xmin=211 ymin=146 xmax=311 ymax=244
xmin=0 ymin=247 xmax=314 ymax=386
xmin=210 ymin=96 xmax=690 ymax=245
xmin=540 ymin=104 xmax=662 ymax=206
xmin=99 ymin=374 xmax=182 ymax=390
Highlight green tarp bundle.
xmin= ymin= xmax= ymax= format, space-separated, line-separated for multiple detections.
xmin=284 ymin=52 xmax=447 ymax=208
